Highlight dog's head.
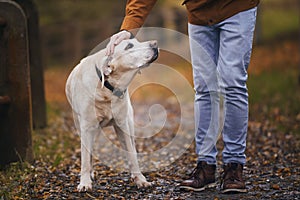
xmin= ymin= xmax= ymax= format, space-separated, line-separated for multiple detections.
xmin=100 ymin=38 xmax=159 ymax=90
xmin=102 ymin=38 xmax=158 ymax=75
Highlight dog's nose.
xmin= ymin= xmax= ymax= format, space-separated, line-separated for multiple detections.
xmin=149 ymin=40 xmax=158 ymax=48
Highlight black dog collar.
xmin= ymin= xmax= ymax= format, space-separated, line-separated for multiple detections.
xmin=95 ymin=65 xmax=126 ymax=98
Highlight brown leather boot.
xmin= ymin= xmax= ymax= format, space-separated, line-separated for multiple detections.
xmin=179 ymin=161 xmax=216 ymax=191
xmin=221 ymin=163 xmax=247 ymax=193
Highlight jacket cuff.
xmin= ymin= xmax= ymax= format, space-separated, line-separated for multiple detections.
xmin=120 ymin=17 xmax=142 ymax=36
xmin=120 ymin=29 xmax=135 ymax=39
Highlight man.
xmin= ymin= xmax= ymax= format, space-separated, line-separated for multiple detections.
xmin=106 ymin=0 xmax=259 ymax=193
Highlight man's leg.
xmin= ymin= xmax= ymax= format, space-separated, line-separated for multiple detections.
xmin=217 ymin=7 xmax=257 ymax=193
xmin=218 ymin=7 xmax=257 ymax=165
xmin=188 ymin=23 xmax=221 ymax=165
xmin=179 ymin=23 xmax=220 ymax=191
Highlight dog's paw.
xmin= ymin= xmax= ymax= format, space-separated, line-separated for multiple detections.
xmin=77 ymin=182 xmax=92 ymax=192
xmin=132 ymin=174 xmax=153 ymax=188
xmin=136 ymin=180 xmax=153 ymax=188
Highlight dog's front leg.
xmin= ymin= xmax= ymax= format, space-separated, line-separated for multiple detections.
xmin=77 ymin=124 xmax=96 ymax=192
xmin=114 ymin=122 xmax=152 ymax=188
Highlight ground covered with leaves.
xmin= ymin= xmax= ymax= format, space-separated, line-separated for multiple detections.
xmin=1 ymin=100 xmax=299 ymax=200
xmin=1 ymin=39 xmax=300 ymax=199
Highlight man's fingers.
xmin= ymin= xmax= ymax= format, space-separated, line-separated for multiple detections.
xmin=114 ymin=31 xmax=131 ymax=45
xmin=106 ymin=40 xmax=115 ymax=56
xmin=105 ymin=30 xmax=132 ymax=56
xmin=106 ymin=36 xmax=119 ymax=56
xmin=114 ymin=36 xmax=124 ymax=46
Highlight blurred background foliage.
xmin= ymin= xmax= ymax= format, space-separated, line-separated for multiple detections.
xmin=32 ymin=0 xmax=299 ymax=67
xmin=33 ymin=0 xmax=175 ymax=66
xmin=258 ymin=0 xmax=299 ymax=41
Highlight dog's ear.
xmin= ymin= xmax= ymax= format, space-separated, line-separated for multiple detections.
xmin=102 ymin=56 xmax=113 ymax=76
xmin=96 ymin=56 xmax=113 ymax=88
xmin=103 ymin=66 xmax=112 ymax=76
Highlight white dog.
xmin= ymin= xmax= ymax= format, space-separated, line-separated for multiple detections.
xmin=65 ymin=38 xmax=158 ymax=192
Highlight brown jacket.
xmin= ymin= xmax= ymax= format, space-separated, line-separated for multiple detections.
xmin=121 ymin=0 xmax=259 ymax=31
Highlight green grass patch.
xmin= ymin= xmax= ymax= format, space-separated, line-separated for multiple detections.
xmin=248 ymin=68 xmax=300 ymax=134
xmin=249 ymin=69 xmax=299 ymax=112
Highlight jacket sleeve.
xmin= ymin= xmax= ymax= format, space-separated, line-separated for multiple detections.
xmin=120 ymin=0 xmax=157 ymax=31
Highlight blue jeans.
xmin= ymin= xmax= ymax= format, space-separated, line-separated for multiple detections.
xmin=188 ymin=8 xmax=257 ymax=165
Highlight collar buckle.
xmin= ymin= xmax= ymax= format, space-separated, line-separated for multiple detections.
xmin=113 ymin=89 xmax=126 ymax=99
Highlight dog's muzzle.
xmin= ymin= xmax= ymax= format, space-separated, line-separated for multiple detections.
xmin=140 ymin=47 xmax=159 ymax=68
xmin=150 ymin=48 xmax=159 ymax=63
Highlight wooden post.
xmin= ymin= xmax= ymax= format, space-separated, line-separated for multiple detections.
xmin=0 ymin=0 xmax=33 ymax=166
xmin=13 ymin=0 xmax=47 ymax=128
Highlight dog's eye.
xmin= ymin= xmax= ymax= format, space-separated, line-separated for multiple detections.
xmin=124 ymin=43 xmax=134 ymax=50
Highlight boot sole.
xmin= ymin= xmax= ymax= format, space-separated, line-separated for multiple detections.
xmin=221 ymin=188 xmax=247 ymax=194
xmin=179 ymin=182 xmax=216 ymax=192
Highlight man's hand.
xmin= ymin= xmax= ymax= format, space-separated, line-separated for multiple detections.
xmin=106 ymin=30 xmax=132 ymax=56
